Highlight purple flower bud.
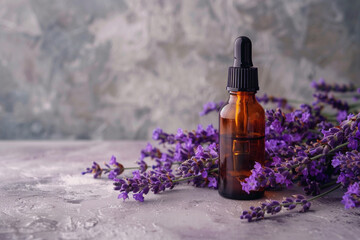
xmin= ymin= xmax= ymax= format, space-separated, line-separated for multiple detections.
xmin=118 ymin=192 xmax=129 ymax=201
xmin=288 ymin=204 xmax=296 ymax=210
xmin=133 ymin=193 xmax=144 ymax=202
xmin=342 ymin=182 xmax=360 ymax=209
xmin=274 ymin=206 xmax=282 ymax=213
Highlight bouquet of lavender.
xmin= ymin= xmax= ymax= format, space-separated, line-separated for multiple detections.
xmin=83 ymin=79 xmax=360 ymax=222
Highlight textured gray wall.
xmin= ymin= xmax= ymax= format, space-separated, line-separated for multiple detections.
xmin=0 ymin=0 xmax=359 ymax=140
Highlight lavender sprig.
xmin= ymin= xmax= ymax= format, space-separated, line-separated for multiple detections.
xmin=138 ymin=125 xmax=219 ymax=171
xmin=257 ymin=94 xmax=293 ymax=111
xmin=311 ymin=79 xmax=356 ymax=93
xmin=114 ymin=169 xmax=176 ymax=202
xmin=82 ymin=156 xmax=138 ymax=179
xmin=114 ymin=167 xmax=219 ymax=202
xmin=241 ymin=184 xmax=341 ymax=222
xmin=313 ymin=92 xmax=349 ymax=111
xmin=176 ymin=143 xmax=219 ymax=188
xmin=342 ymin=182 xmax=360 ymax=209
xmin=114 ymin=144 xmax=220 ymax=201
xmin=241 ymin=113 xmax=360 ymax=195
xmin=199 ymin=101 xmax=225 ymax=116
xmin=332 ymin=150 xmax=360 ymax=188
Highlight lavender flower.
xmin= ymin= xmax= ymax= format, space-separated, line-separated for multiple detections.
xmin=113 ymin=142 xmax=220 ymax=202
xmin=263 ymin=105 xmax=325 ymax=170
xmin=241 ymin=161 xmax=293 ymax=193
xmin=177 ymin=143 xmax=219 ymax=188
xmin=311 ymin=79 xmax=356 ymax=93
xmin=342 ymin=182 xmax=360 ymax=209
xmin=114 ymin=169 xmax=176 ymax=202
xmin=199 ymin=101 xmax=225 ymax=116
xmin=313 ymin=92 xmax=349 ymax=111
xmin=82 ymin=161 xmax=103 ymax=178
xmin=337 ymin=110 xmax=348 ymax=123
xmin=82 ymin=156 xmax=129 ymax=179
xmin=152 ymin=128 xmax=175 ymax=144
xmin=257 ymin=94 xmax=293 ymax=110
xmin=107 ymin=156 xmax=125 ymax=180
xmin=240 ymin=195 xmax=311 ymax=222
xmin=243 ymin=113 xmax=360 ymax=194
xmin=136 ymin=160 xmax=148 ymax=173
xmin=332 ymin=151 xmax=360 ymax=187
xmin=139 ymin=125 xmax=219 ymax=172
xmin=265 ymin=105 xmax=323 ymax=145
xmin=139 ymin=143 xmax=161 ymax=161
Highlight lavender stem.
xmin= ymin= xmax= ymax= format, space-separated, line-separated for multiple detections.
xmin=173 ymin=168 xmax=218 ymax=183
xmin=307 ymin=184 xmax=341 ymax=202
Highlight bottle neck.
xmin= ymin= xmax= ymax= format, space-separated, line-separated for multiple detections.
xmin=228 ymin=91 xmax=256 ymax=103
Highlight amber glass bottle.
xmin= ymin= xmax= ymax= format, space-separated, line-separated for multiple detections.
xmin=218 ymin=36 xmax=265 ymax=200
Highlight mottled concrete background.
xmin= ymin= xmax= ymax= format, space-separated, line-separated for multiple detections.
xmin=0 ymin=0 xmax=359 ymax=140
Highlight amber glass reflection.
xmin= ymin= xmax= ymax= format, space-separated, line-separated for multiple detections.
xmin=218 ymin=91 xmax=265 ymax=200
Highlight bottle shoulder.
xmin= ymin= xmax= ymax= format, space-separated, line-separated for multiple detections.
xmin=219 ymin=99 xmax=265 ymax=119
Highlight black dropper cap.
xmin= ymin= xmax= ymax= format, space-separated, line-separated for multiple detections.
xmin=227 ymin=36 xmax=259 ymax=92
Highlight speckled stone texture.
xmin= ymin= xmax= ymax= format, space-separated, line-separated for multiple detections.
xmin=0 ymin=0 xmax=359 ymax=140
xmin=0 ymin=142 xmax=359 ymax=240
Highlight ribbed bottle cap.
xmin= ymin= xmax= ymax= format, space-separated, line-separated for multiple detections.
xmin=227 ymin=36 xmax=259 ymax=92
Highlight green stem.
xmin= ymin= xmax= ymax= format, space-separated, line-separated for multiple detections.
xmin=276 ymin=184 xmax=341 ymax=210
xmin=325 ymin=117 xmax=338 ymax=121
xmin=124 ymin=167 xmax=140 ymax=170
xmin=173 ymin=175 xmax=198 ymax=183
xmin=285 ymin=142 xmax=347 ymax=171
xmin=308 ymin=184 xmax=341 ymax=202
xmin=321 ymin=113 xmax=337 ymax=118
xmin=173 ymin=168 xmax=218 ymax=183
xmin=349 ymin=103 xmax=360 ymax=109
xmin=328 ymin=120 xmax=339 ymax=125
xmin=106 ymin=166 xmax=139 ymax=171
xmin=311 ymin=142 xmax=348 ymax=161
xmin=321 ymin=113 xmax=338 ymax=122
xmin=320 ymin=180 xmax=338 ymax=189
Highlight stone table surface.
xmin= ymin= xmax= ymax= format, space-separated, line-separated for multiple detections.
xmin=0 ymin=141 xmax=359 ymax=240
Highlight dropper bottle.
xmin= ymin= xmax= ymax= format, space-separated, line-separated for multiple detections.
xmin=218 ymin=36 xmax=265 ymax=200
